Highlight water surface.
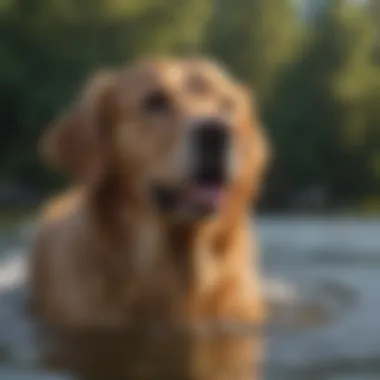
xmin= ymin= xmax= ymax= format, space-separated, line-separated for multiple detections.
xmin=1 ymin=216 xmax=379 ymax=380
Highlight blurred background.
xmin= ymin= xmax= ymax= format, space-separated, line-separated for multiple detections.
xmin=0 ymin=0 xmax=379 ymax=211
xmin=0 ymin=0 xmax=379 ymax=379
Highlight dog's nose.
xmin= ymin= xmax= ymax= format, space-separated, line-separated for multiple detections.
xmin=192 ymin=119 xmax=230 ymax=186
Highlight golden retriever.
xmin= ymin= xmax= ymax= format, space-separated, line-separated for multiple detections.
xmin=30 ymin=58 xmax=270 ymax=329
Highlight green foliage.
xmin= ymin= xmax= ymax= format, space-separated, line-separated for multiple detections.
xmin=266 ymin=0 xmax=379 ymax=206
xmin=206 ymin=0 xmax=301 ymax=105
xmin=0 ymin=0 xmax=378 ymax=209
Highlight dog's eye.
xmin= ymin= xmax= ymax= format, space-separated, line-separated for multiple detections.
xmin=143 ymin=90 xmax=171 ymax=114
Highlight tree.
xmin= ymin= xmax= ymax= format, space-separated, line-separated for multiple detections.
xmin=206 ymin=0 xmax=300 ymax=106
xmin=267 ymin=0 xmax=379 ymax=206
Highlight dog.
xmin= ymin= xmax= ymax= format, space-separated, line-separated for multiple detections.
xmin=30 ymin=58 xmax=270 ymax=329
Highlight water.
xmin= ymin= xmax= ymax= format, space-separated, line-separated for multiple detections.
xmin=261 ymin=217 xmax=380 ymax=380
xmin=0 ymin=215 xmax=380 ymax=379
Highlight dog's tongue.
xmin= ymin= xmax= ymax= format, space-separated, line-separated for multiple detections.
xmin=186 ymin=185 xmax=224 ymax=208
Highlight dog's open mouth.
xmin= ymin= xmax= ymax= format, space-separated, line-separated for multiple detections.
xmin=152 ymin=184 xmax=226 ymax=216
xmin=184 ymin=185 xmax=224 ymax=210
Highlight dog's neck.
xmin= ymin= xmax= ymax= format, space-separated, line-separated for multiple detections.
xmin=88 ymin=178 xmax=252 ymax=318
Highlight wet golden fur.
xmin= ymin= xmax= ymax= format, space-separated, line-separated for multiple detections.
xmin=30 ymin=58 xmax=270 ymax=329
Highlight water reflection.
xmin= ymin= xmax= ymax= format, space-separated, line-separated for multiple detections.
xmin=39 ymin=327 xmax=264 ymax=380
xmin=2 ymin=216 xmax=380 ymax=379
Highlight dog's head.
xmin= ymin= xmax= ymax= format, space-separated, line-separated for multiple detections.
xmin=41 ymin=59 xmax=270 ymax=221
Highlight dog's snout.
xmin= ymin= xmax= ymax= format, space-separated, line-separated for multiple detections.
xmin=192 ymin=119 xmax=230 ymax=186
xmin=194 ymin=119 xmax=229 ymax=152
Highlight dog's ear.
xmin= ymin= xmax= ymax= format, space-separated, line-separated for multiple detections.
xmin=238 ymin=86 xmax=272 ymax=202
xmin=40 ymin=71 xmax=118 ymax=184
